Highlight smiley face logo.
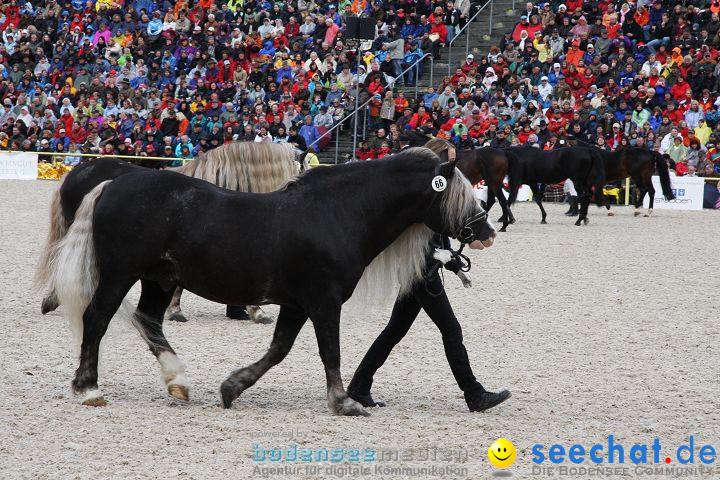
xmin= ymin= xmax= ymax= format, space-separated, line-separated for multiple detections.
xmin=488 ymin=438 xmax=516 ymax=468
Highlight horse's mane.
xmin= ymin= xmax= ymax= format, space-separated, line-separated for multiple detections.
xmin=174 ymin=142 xmax=299 ymax=193
xmin=347 ymin=147 xmax=477 ymax=306
xmin=424 ymin=137 xmax=455 ymax=155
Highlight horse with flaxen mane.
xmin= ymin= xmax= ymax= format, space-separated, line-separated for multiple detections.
xmin=505 ymin=145 xmax=606 ymax=226
xmin=37 ymin=141 xmax=302 ymax=324
xmin=585 ymin=145 xmax=675 ymax=216
xmin=400 ymin=131 xmax=516 ymax=231
xmin=37 ymin=148 xmax=495 ymax=415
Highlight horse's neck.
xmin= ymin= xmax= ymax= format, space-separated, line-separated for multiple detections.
xmin=306 ymin=169 xmax=431 ymax=264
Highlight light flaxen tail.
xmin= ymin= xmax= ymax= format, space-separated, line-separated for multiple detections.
xmin=47 ymin=180 xmax=111 ymax=345
xmin=35 ymin=175 xmax=69 ymax=292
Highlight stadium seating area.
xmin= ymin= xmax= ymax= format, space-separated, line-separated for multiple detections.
xmin=1 ymin=0 xmax=720 ymax=178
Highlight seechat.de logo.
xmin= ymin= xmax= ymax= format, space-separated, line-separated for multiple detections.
xmin=532 ymin=436 xmax=716 ymax=466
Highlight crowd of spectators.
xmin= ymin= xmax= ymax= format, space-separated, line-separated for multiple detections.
xmin=2 ymin=0 xmax=720 ymax=182
xmin=349 ymin=0 xmax=720 ymax=181
xmin=0 ymin=0 xmax=473 ymax=166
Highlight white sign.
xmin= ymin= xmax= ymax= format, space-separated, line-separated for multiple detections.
xmin=473 ymin=180 xmax=530 ymax=203
xmin=0 ymin=152 xmax=38 ymax=180
xmin=642 ymin=175 xmax=704 ymax=211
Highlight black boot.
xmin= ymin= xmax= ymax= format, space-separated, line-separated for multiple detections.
xmin=347 ymin=389 xmax=386 ymax=408
xmin=565 ymin=196 xmax=579 ymax=216
xmin=465 ymin=386 xmax=512 ymax=412
xmin=226 ymin=305 xmax=250 ymax=320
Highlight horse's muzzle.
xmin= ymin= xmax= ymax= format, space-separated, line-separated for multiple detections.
xmin=469 ymin=231 xmax=496 ymax=250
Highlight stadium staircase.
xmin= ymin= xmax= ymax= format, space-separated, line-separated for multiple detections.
xmin=316 ymin=0 xmax=519 ymax=164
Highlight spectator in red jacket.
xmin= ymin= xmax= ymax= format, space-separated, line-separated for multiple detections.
xmin=356 ymin=140 xmax=375 ymax=160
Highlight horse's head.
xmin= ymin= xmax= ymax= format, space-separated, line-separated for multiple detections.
xmin=406 ymin=147 xmax=495 ymax=249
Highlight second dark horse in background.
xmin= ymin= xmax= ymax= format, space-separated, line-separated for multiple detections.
xmin=505 ymin=146 xmax=606 ymax=226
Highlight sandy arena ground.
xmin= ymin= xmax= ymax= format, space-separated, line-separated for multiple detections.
xmin=0 ymin=179 xmax=718 ymax=480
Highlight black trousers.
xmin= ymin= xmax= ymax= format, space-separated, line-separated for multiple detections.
xmin=348 ymin=270 xmax=483 ymax=396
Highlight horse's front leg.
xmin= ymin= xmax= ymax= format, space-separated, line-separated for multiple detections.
xmin=311 ymin=303 xmax=370 ymax=417
xmin=220 ymin=306 xmax=306 ymax=408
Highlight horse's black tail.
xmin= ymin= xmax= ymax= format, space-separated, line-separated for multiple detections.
xmin=653 ymin=151 xmax=675 ymax=200
xmin=505 ymin=149 xmax=521 ymax=206
xmin=589 ymin=149 xmax=606 ymax=208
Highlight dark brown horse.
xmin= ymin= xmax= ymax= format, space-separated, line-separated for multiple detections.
xmin=402 ymin=132 xmax=516 ymax=231
xmin=588 ymin=146 xmax=675 ymax=215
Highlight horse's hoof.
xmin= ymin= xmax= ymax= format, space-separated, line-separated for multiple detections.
xmin=575 ymin=219 xmax=582 ymax=226
xmin=332 ymin=396 xmax=371 ymax=417
xmin=583 ymin=218 xmax=590 ymax=225
xmin=168 ymin=312 xmax=188 ymax=323
xmin=607 ymin=212 xmax=615 ymax=216
xmin=509 ymin=218 xmax=516 ymax=224
xmin=541 ymin=220 xmax=547 ymax=224
xmin=82 ymin=397 xmax=107 ymax=407
xmin=80 ymin=389 xmax=106 ymax=407
xmin=499 ymin=226 xmax=507 ymax=233
xmin=168 ymin=384 xmax=189 ymax=401
xmin=220 ymin=381 xmax=237 ymax=409
xmin=496 ymin=216 xmax=504 ymax=223
xmin=634 ymin=211 xmax=642 ymax=217
xmin=252 ymin=313 xmax=274 ymax=325
xmin=41 ymin=296 xmax=59 ymax=315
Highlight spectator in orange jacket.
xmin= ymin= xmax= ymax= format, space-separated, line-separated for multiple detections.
xmin=566 ymin=41 xmax=585 ymax=66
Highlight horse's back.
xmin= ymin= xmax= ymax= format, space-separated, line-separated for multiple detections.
xmin=61 ymin=158 xmax=145 ymax=223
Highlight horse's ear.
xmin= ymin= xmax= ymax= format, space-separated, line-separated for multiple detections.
xmin=437 ymin=157 xmax=457 ymax=180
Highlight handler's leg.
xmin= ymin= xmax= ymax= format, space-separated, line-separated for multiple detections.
xmin=226 ymin=305 xmax=250 ymax=320
xmin=418 ymin=273 xmax=511 ymax=412
xmin=347 ymin=292 xmax=422 ymax=407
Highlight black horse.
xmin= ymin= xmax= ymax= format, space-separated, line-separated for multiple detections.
xmin=400 ymin=131 xmax=516 ymax=231
xmin=505 ymin=146 xmax=606 ymax=226
xmin=589 ymin=146 xmax=675 ymax=215
xmin=39 ymin=148 xmax=495 ymax=416
xmin=38 ymin=142 xmax=303 ymax=324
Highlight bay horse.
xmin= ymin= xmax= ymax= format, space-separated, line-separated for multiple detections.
xmin=37 ymin=141 xmax=302 ymax=324
xmin=400 ymin=131 xmax=516 ymax=232
xmin=505 ymin=146 xmax=606 ymax=226
xmin=37 ymin=148 xmax=495 ymax=416
xmin=586 ymin=146 xmax=675 ymax=215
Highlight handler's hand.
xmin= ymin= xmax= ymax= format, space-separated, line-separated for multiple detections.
xmin=433 ymin=249 xmax=453 ymax=264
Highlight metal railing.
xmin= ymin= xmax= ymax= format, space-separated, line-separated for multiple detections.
xmin=307 ymin=53 xmax=434 ymax=163
xmin=5 ymin=150 xmax=187 ymax=163
xmin=447 ymin=0 xmax=493 ymax=75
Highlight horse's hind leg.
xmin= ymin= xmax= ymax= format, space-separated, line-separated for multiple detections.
xmin=494 ymin=191 xmax=513 ymax=232
xmin=645 ymin=181 xmax=655 ymax=216
xmin=247 ymin=305 xmax=274 ymax=324
xmin=73 ymin=279 xmax=134 ymax=406
xmin=164 ymin=286 xmax=188 ymax=323
xmin=220 ymin=306 xmax=307 ymax=408
xmin=134 ymin=280 xmax=189 ymax=401
xmin=634 ymin=183 xmax=647 ymax=217
xmin=575 ymin=192 xmax=591 ymax=226
xmin=530 ymin=185 xmax=547 ymax=224
xmin=311 ymin=303 xmax=370 ymax=417
xmin=41 ymin=291 xmax=59 ymax=314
